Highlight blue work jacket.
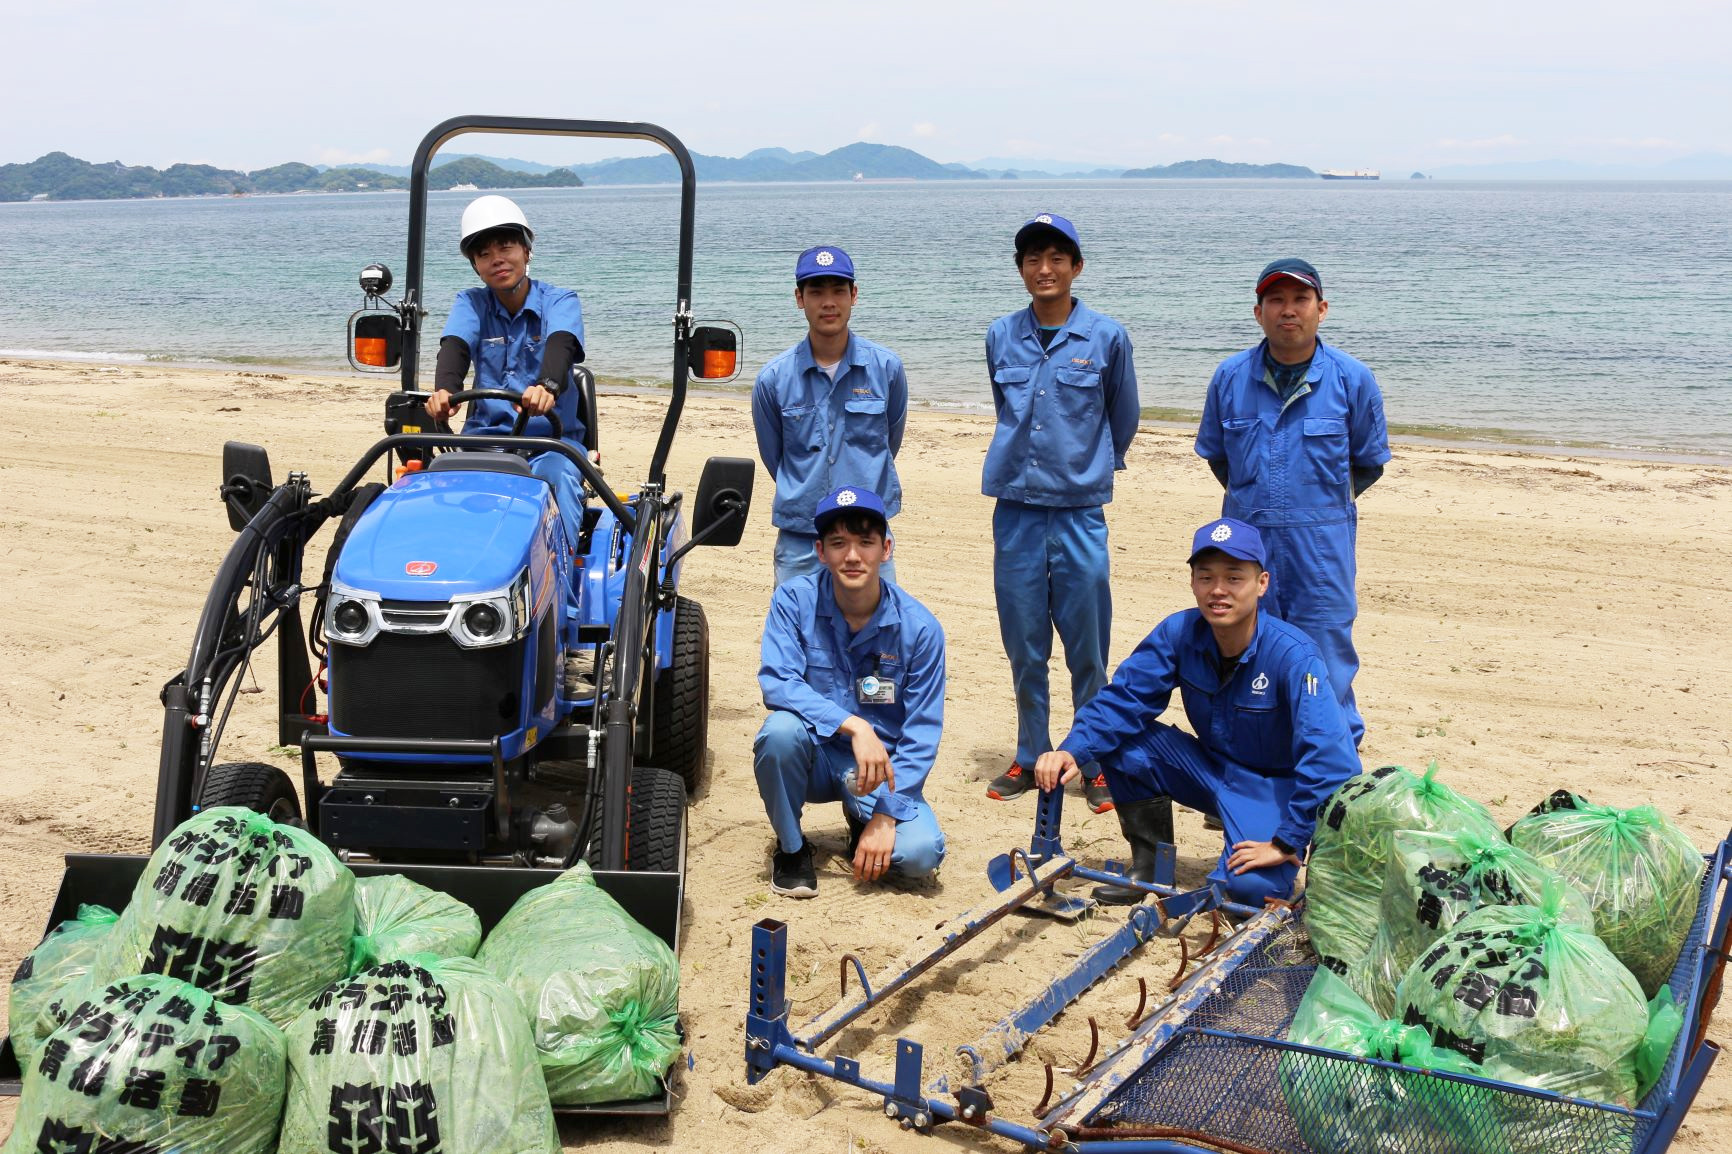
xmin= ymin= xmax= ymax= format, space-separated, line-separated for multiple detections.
xmin=982 ymin=298 xmax=1140 ymax=507
xmin=1194 ymin=338 xmax=1389 ymax=530
xmin=443 ymin=278 xmax=587 ymax=448
xmin=1059 ymin=609 xmax=1359 ymax=851
xmin=759 ymin=571 xmax=946 ymax=822
xmin=752 ymin=333 xmax=908 ymax=532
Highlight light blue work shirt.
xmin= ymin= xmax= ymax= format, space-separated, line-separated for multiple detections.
xmin=1059 ymin=609 xmax=1359 ymax=852
xmin=758 ymin=571 xmax=945 ymax=823
xmin=752 ymin=333 xmax=908 ymax=532
xmin=982 ymin=298 xmax=1140 ymax=507
xmin=1194 ymin=338 xmax=1390 ymax=530
xmin=442 ymin=278 xmax=587 ymax=448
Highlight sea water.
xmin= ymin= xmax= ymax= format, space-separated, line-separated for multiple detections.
xmin=1 ymin=179 xmax=1728 ymax=460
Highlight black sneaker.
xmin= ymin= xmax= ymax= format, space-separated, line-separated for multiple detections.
xmin=771 ymin=840 xmax=817 ymax=898
xmin=986 ymin=763 xmax=1036 ymax=800
xmin=1084 ymin=772 xmax=1115 ymax=814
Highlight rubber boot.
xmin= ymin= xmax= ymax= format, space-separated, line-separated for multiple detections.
xmin=1091 ymin=795 xmax=1175 ymax=905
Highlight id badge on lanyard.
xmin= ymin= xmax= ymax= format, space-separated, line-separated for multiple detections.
xmin=856 ymin=663 xmax=895 ymax=706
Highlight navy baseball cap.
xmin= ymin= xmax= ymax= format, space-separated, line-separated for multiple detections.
xmin=1256 ymin=258 xmax=1323 ymax=298
xmin=1188 ymin=517 xmax=1267 ymax=567
xmin=1014 ymin=212 xmax=1082 ymax=256
xmin=814 ymin=485 xmax=888 ymax=535
xmin=795 ymin=245 xmax=855 ymax=284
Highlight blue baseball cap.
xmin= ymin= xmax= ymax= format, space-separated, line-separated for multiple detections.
xmin=1014 ymin=212 xmax=1082 ymax=256
xmin=1188 ymin=518 xmax=1266 ymax=567
xmin=813 ymin=485 xmax=888 ymax=535
xmin=795 ymin=245 xmax=855 ymax=284
xmin=1256 ymin=258 xmax=1323 ymax=298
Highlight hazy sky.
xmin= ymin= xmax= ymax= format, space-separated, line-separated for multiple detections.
xmin=6 ymin=0 xmax=1728 ymax=172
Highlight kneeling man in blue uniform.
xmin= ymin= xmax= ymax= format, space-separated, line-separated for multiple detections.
xmin=1034 ymin=518 xmax=1359 ymax=907
xmin=755 ymin=486 xmax=947 ymax=897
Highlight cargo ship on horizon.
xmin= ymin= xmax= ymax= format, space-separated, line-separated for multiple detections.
xmin=1319 ymin=168 xmax=1381 ymax=181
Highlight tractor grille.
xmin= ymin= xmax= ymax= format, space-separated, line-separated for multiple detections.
xmin=330 ymin=630 xmax=522 ymax=740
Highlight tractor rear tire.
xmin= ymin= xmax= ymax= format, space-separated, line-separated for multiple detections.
xmin=197 ymin=762 xmax=302 ymax=824
xmin=651 ymin=595 xmax=709 ymax=795
xmin=586 ymin=764 xmax=686 ymax=873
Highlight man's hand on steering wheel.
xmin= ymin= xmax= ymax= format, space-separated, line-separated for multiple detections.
xmin=425 ymin=389 xmax=459 ymax=422
xmin=518 ymin=382 xmax=557 ymax=417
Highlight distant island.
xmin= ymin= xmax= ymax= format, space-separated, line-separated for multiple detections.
xmin=0 ymin=152 xmax=581 ymax=202
xmin=1120 ymin=158 xmax=1315 ymax=179
xmin=3 ymin=144 xmax=1352 ymax=202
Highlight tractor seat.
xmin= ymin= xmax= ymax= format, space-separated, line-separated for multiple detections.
xmin=426 ymin=452 xmax=535 ymax=477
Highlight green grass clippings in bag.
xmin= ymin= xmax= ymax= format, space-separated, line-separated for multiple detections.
xmin=7 ymin=904 xmax=118 ymax=1072
xmin=1349 ymin=829 xmax=1589 ymax=1017
xmin=477 ymin=861 xmax=679 ymax=1105
xmin=1395 ymin=881 xmax=1649 ymax=1106
xmin=96 ymin=806 xmax=356 ymax=1027
xmin=1305 ymin=763 xmax=1502 ymax=972
xmin=347 ymin=874 xmax=483 ymax=975
xmin=276 ymin=955 xmax=558 ymax=1154
xmin=1280 ymin=966 xmax=1485 ymax=1154
xmin=1 ymin=974 xmax=284 ymax=1154
xmin=1508 ymin=790 xmax=1704 ymax=998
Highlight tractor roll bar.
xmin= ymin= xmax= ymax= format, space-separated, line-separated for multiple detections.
xmin=402 ymin=115 xmax=698 ymax=489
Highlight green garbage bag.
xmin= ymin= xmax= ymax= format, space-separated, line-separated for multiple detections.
xmin=348 ymin=874 xmax=483 ymax=974
xmin=1280 ymin=966 xmax=1485 ymax=1154
xmin=95 ymin=806 xmax=356 ymax=1027
xmin=1 ymin=973 xmax=284 ymax=1154
xmin=1349 ymin=829 xmax=1589 ymax=1017
xmin=1395 ymin=881 xmax=1649 ymax=1106
xmin=1508 ymin=790 xmax=1704 ymax=997
xmin=7 ymin=904 xmax=118 ymax=1072
xmin=476 ymin=861 xmax=680 ymax=1104
xmin=276 ymin=955 xmax=559 ymax=1154
xmin=1305 ymin=764 xmax=1501 ymax=972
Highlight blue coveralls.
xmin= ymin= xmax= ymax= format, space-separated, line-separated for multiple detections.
xmin=754 ymin=571 xmax=947 ymax=877
xmin=752 ymin=334 xmax=908 ymax=586
xmin=1195 ymin=338 xmax=1390 ymax=746
xmin=443 ymin=279 xmax=588 ymax=615
xmin=1060 ymin=609 xmax=1360 ymax=906
xmin=983 ymin=298 xmax=1139 ymax=769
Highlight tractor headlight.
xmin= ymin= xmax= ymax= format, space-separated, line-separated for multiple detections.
xmin=449 ymin=568 xmax=531 ymax=649
xmin=326 ymin=584 xmax=381 ymax=646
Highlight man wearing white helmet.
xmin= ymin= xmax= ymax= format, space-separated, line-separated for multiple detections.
xmin=426 ymin=195 xmax=588 ymax=605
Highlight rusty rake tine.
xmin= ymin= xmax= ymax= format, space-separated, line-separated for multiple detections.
xmin=1033 ymin=1062 xmax=1056 ymax=1117
xmin=1125 ymin=976 xmax=1149 ymax=1030
xmin=1075 ymin=1017 xmax=1100 ymax=1076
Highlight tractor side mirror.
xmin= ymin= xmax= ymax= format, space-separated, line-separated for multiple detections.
xmin=688 ymin=324 xmax=742 ymax=383
xmin=690 ymin=456 xmax=754 ymax=548
xmin=221 ymin=441 xmax=275 ymax=531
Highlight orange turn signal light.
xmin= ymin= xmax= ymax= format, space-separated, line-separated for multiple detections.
xmin=702 ymin=349 xmax=737 ymax=379
xmin=355 ymin=337 xmax=388 ymax=367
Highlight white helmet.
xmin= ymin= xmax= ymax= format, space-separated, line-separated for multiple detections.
xmin=459 ymin=195 xmax=533 ymax=257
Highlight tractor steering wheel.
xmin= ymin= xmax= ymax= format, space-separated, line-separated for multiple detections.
xmin=442 ymin=388 xmax=565 ymax=441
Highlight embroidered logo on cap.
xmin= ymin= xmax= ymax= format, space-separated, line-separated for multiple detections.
xmin=836 ymin=489 xmax=857 ymax=506
xmin=816 ymin=250 xmax=835 ymax=266
xmin=1211 ymin=523 xmax=1233 ymax=543
xmin=1034 ymin=214 xmax=1053 ymax=224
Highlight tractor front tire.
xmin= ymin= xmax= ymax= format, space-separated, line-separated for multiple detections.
xmin=586 ymin=764 xmax=687 ymax=873
xmin=651 ymin=595 xmax=709 ymax=795
xmin=197 ymin=762 xmax=302 ymax=824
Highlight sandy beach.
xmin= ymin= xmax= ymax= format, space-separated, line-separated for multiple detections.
xmin=1 ymin=356 xmax=1728 ymax=1152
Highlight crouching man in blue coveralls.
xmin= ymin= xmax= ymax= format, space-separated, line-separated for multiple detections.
xmin=755 ymin=486 xmax=947 ymax=898
xmin=752 ymin=245 xmax=909 ymax=586
xmin=1196 ymin=259 xmax=1390 ymax=746
xmin=425 ymin=195 xmax=589 ymax=613
xmin=1034 ymin=518 xmax=1360 ymax=907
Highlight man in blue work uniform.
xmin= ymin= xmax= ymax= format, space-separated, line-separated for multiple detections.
xmin=1035 ymin=518 xmax=1360 ymax=907
xmin=983 ymin=213 xmax=1140 ymax=815
xmin=752 ymin=245 xmax=909 ymax=586
xmin=754 ymin=486 xmax=946 ymax=897
xmin=1195 ymin=258 xmax=1390 ymax=746
xmin=426 ymin=195 xmax=588 ymax=612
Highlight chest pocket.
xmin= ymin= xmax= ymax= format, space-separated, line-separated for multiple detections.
xmin=477 ymin=338 xmax=510 ymax=389
xmin=1220 ymin=416 xmax=1265 ymax=488
xmin=1053 ymin=367 xmax=1101 ymax=422
xmin=1227 ymin=686 xmax=1284 ymax=771
xmin=781 ymin=403 xmax=818 ymax=445
xmin=992 ymin=365 xmax=1034 ymax=399
xmin=802 ymin=645 xmax=840 ymax=697
xmin=842 ymin=395 xmax=888 ymax=454
xmin=1301 ymin=417 xmax=1350 ymax=489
